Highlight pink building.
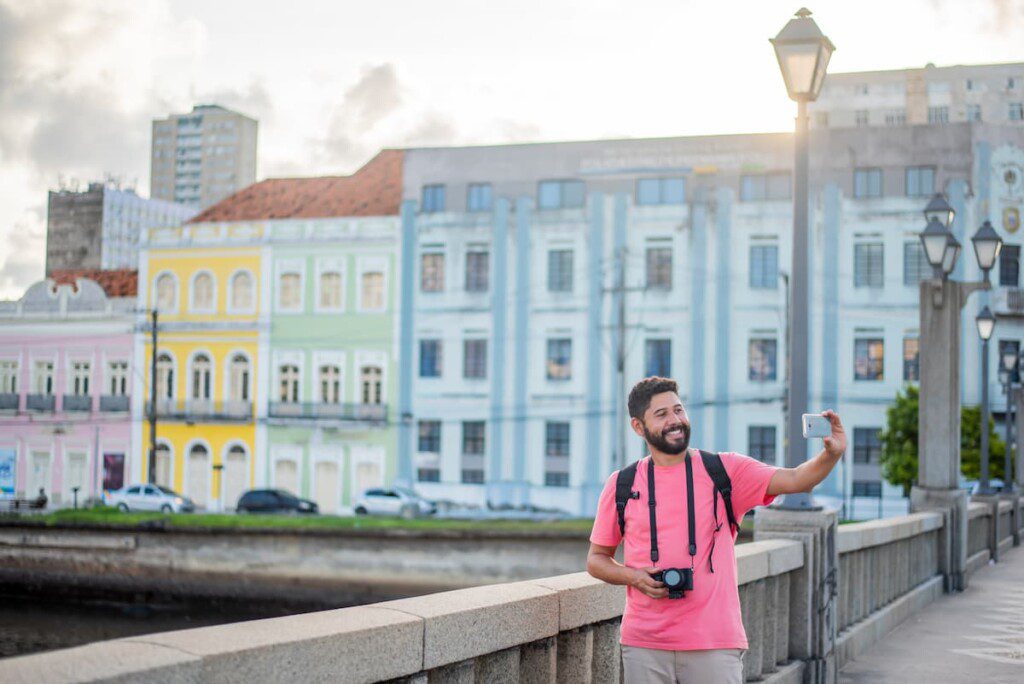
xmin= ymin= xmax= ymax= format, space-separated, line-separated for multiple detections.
xmin=0 ymin=275 xmax=138 ymax=506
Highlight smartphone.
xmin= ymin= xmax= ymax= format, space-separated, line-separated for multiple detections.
xmin=802 ymin=413 xmax=831 ymax=439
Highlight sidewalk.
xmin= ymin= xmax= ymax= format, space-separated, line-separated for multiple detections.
xmin=840 ymin=545 xmax=1024 ymax=684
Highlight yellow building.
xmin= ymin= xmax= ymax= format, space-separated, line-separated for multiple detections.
xmin=137 ymin=232 xmax=264 ymax=511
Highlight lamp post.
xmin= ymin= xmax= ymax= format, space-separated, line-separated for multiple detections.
xmin=771 ymin=7 xmax=835 ymax=510
xmin=999 ymin=349 xmax=1020 ymax=493
xmin=977 ymin=306 xmax=997 ymax=495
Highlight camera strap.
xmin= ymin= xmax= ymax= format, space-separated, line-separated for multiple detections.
xmin=646 ymin=453 xmax=697 ymax=569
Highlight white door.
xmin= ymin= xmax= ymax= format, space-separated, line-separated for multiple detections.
xmin=314 ymin=461 xmax=339 ymax=514
xmin=64 ymin=452 xmax=87 ymax=505
xmin=27 ymin=451 xmax=51 ymax=499
xmin=275 ymin=459 xmax=298 ymax=496
xmin=223 ymin=448 xmax=247 ymax=511
xmin=353 ymin=460 xmax=381 ymax=502
xmin=155 ymin=447 xmax=172 ymax=489
xmin=187 ymin=447 xmax=210 ymax=508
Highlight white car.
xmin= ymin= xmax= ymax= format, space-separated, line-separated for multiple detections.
xmin=107 ymin=484 xmax=195 ymax=513
xmin=353 ymin=487 xmax=437 ymax=518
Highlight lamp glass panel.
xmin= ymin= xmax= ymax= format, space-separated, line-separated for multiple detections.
xmin=776 ymin=43 xmax=819 ymax=96
xmin=974 ymin=238 xmax=1002 ymax=271
xmin=978 ymin=317 xmax=995 ymax=340
xmin=941 ymin=241 xmax=960 ymax=275
xmin=921 ymin=232 xmax=948 ymax=267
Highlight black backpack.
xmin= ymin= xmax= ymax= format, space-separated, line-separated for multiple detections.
xmin=614 ymin=450 xmax=739 ymax=538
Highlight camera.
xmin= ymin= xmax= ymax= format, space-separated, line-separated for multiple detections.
xmin=650 ymin=567 xmax=694 ymax=599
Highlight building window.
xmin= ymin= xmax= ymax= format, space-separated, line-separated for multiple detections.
xmin=107 ymin=361 xmax=128 ymax=396
xmin=230 ymin=354 xmax=250 ymax=402
xmin=855 ymin=243 xmax=885 ymax=288
xmin=636 ymin=177 xmax=686 ymax=205
xmin=422 ymin=184 xmax=446 ymax=213
xmin=1010 ymin=103 xmax=1024 ymax=121
xmin=646 ymin=247 xmax=673 ymax=290
xmin=904 ymin=242 xmax=931 ymax=286
xmin=461 ymin=421 xmax=485 ymax=484
xmin=319 ymin=365 xmax=340 ymax=404
xmin=418 ymin=420 xmax=441 ymax=453
xmin=538 ymin=180 xmax=585 ymax=210
xmin=927 ymin=106 xmax=949 ymax=124
xmin=417 ymin=468 xmax=441 ymax=482
xmin=0 ymin=360 xmax=17 ymax=394
xmin=319 ymin=271 xmax=343 ymax=310
xmin=156 ymin=353 xmax=174 ymax=399
xmin=545 ymin=421 xmax=570 ymax=487
xmin=853 ymin=480 xmax=882 ymax=497
xmin=748 ymin=426 xmax=776 ymax=463
xmin=1000 ymin=244 xmax=1020 ymax=287
xmin=70 ymin=362 xmax=90 ymax=396
xmin=467 ymin=183 xmax=493 ymax=212
xmin=360 ymin=366 xmax=382 ymax=404
xmin=230 ymin=271 xmax=254 ymax=311
xmin=361 ymin=271 xmax=384 ymax=310
xmin=903 ymin=337 xmax=920 ymax=382
xmin=854 ymin=338 xmax=885 ymax=381
xmin=548 ymin=249 xmax=573 ymax=292
xmin=855 ymin=109 xmax=869 ymax=126
xmin=748 ymin=338 xmax=777 ymax=382
xmin=279 ymin=364 xmax=299 ymax=403
xmin=279 ymin=272 xmax=301 ymax=310
xmin=155 ymin=273 xmax=176 ymax=311
xmin=191 ymin=272 xmax=214 ymax=311
xmin=546 ymin=338 xmax=572 ymax=381
xmin=854 ymin=168 xmax=883 ymax=198
xmin=853 ymin=428 xmax=882 ymax=463
xmin=645 ymin=339 xmax=671 ymax=378
xmin=465 ymin=251 xmax=489 ymax=293
xmin=967 ymin=104 xmax=982 ymax=122
xmin=191 ymin=354 xmax=212 ymax=400
xmin=750 ymin=245 xmax=779 ymax=289
xmin=421 ymin=253 xmax=445 ymax=292
xmin=905 ymin=166 xmax=936 ymax=198
xmin=33 ymin=361 xmax=53 ymax=395
xmin=740 ymin=173 xmax=791 ymax=201
xmin=884 ymin=109 xmax=906 ymax=126
xmin=419 ymin=340 xmax=443 ymax=378
xmin=463 ymin=340 xmax=487 ymax=379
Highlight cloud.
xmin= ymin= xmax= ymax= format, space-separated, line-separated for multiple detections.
xmin=0 ymin=220 xmax=45 ymax=297
xmin=316 ymin=63 xmax=405 ymax=169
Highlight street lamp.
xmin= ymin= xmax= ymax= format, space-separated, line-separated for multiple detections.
xmin=998 ymin=349 xmax=1020 ymax=494
xmin=771 ymin=8 xmax=835 ymax=510
xmin=977 ymin=306 xmax=997 ymax=495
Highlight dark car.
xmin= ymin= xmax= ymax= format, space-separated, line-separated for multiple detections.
xmin=236 ymin=489 xmax=319 ymax=514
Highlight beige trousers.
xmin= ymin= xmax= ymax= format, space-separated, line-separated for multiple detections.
xmin=621 ymin=645 xmax=744 ymax=684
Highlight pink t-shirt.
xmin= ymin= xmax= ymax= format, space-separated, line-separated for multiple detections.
xmin=589 ymin=449 xmax=778 ymax=651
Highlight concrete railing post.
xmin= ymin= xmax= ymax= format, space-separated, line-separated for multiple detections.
xmin=911 ymin=486 xmax=969 ymax=591
xmin=555 ymin=627 xmax=592 ymax=684
xmin=589 ymin=621 xmax=620 ymax=684
xmin=972 ymin=494 xmax=1001 ymax=562
xmin=519 ymin=637 xmax=557 ymax=684
xmin=754 ymin=507 xmax=839 ymax=684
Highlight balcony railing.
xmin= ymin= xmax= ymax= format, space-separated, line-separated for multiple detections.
xmin=62 ymin=395 xmax=92 ymax=412
xmin=99 ymin=395 xmax=130 ymax=412
xmin=146 ymin=400 xmax=253 ymax=422
xmin=0 ymin=393 xmax=17 ymax=411
xmin=26 ymin=394 xmax=55 ymax=412
xmin=991 ymin=286 xmax=1024 ymax=316
xmin=267 ymin=401 xmax=388 ymax=423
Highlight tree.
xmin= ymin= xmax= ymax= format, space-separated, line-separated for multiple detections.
xmin=878 ymin=384 xmax=1006 ymax=497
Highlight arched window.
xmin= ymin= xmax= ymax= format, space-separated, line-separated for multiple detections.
xmin=360 ymin=365 xmax=382 ymax=405
xmin=156 ymin=353 xmax=175 ymax=399
xmin=279 ymin=273 xmax=301 ymax=310
xmin=319 ymin=272 xmax=342 ymax=309
xmin=229 ymin=354 xmax=250 ymax=402
xmin=191 ymin=354 xmax=212 ymax=400
xmin=155 ymin=442 xmax=172 ymax=487
xmin=155 ymin=274 xmax=176 ymax=311
xmin=279 ymin=365 xmax=299 ymax=403
xmin=319 ymin=365 xmax=340 ymax=404
xmin=230 ymin=271 xmax=253 ymax=311
xmin=361 ymin=272 xmax=384 ymax=310
xmin=192 ymin=272 xmax=215 ymax=311
xmin=187 ymin=443 xmax=210 ymax=508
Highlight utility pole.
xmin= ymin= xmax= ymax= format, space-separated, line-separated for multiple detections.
xmin=616 ymin=245 xmax=627 ymax=469
xmin=148 ymin=309 xmax=158 ymax=484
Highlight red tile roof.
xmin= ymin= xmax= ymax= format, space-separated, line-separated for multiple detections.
xmin=189 ymin=149 xmax=404 ymax=223
xmin=50 ymin=269 xmax=138 ymax=297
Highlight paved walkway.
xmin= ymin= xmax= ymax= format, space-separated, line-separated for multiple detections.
xmin=840 ymin=545 xmax=1024 ymax=684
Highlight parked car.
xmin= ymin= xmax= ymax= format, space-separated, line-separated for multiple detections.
xmin=353 ymin=487 xmax=437 ymax=518
xmin=236 ymin=489 xmax=318 ymax=514
xmin=107 ymin=484 xmax=195 ymax=513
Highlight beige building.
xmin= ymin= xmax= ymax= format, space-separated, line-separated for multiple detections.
xmin=150 ymin=104 xmax=258 ymax=210
xmin=809 ymin=62 xmax=1024 ymax=130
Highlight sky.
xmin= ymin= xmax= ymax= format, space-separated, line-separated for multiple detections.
xmin=1 ymin=0 xmax=1023 ymax=299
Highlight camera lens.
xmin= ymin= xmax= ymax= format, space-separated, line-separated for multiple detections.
xmin=663 ymin=569 xmax=682 ymax=587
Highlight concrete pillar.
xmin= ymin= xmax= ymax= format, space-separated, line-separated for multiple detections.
xmin=755 ymin=507 xmax=839 ymax=684
xmin=556 ymin=626 xmax=593 ymax=684
xmin=973 ymin=494 xmax=1002 ymax=562
xmin=1002 ymin=492 xmax=1020 ymax=546
xmin=776 ymin=573 xmax=790 ymax=665
xmin=911 ymin=486 xmax=970 ymax=591
xmin=762 ymin=576 xmax=778 ymax=675
xmin=590 ymin=621 xmax=620 ymax=684
xmin=428 ymin=660 xmax=475 ymax=684
xmin=520 ymin=637 xmax=557 ymax=684
xmin=476 ymin=648 xmax=520 ymax=684
xmin=739 ymin=580 xmax=764 ymax=681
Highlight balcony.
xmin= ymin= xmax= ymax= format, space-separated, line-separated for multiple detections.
xmin=267 ymin=402 xmax=388 ymax=424
xmin=62 ymin=395 xmax=92 ymax=412
xmin=0 ymin=393 xmax=18 ymax=411
xmin=100 ymin=395 xmax=130 ymax=412
xmin=991 ymin=286 xmax=1024 ymax=317
xmin=146 ymin=400 xmax=252 ymax=423
xmin=26 ymin=394 xmax=55 ymax=412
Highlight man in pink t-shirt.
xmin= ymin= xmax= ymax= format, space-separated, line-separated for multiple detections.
xmin=587 ymin=377 xmax=847 ymax=683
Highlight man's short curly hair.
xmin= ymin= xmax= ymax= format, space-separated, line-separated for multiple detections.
xmin=628 ymin=376 xmax=679 ymax=421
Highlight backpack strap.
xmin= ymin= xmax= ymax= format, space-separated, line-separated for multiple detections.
xmin=614 ymin=460 xmax=641 ymax=536
xmin=700 ymin=450 xmax=739 ymax=535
